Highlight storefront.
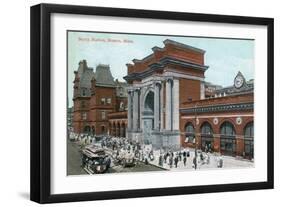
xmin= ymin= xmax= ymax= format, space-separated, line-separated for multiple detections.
xmin=200 ymin=122 xmax=214 ymax=151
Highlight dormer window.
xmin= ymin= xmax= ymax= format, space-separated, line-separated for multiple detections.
xmin=82 ymin=89 xmax=86 ymax=96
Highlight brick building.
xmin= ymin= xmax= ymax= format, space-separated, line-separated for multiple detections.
xmin=123 ymin=39 xmax=254 ymax=159
xmin=72 ymin=60 xmax=128 ymax=136
xmin=71 ymin=39 xmax=254 ymax=159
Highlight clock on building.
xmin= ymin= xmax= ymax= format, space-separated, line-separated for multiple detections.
xmin=234 ymin=72 xmax=245 ymax=89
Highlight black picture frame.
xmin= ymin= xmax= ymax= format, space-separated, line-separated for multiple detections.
xmin=30 ymin=3 xmax=274 ymax=204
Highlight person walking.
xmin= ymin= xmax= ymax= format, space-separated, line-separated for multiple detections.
xmin=169 ymin=156 xmax=173 ymax=168
xmin=193 ymin=156 xmax=197 ymax=170
xmin=159 ymin=154 xmax=163 ymax=167
xmin=217 ymin=156 xmax=223 ymax=168
xmin=174 ymin=156 xmax=178 ymax=168
xmin=144 ymin=153 xmax=149 ymax=165
xmin=179 ymin=151 xmax=182 ymax=161
xmin=205 ymin=144 xmax=208 ymax=152
xmin=183 ymin=150 xmax=186 ymax=158
xmin=164 ymin=153 xmax=167 ymax=164
xmin=183 ymin=156 xmax=187 ymax=166
xmin=200 ymin=152 xmax=204 ymax=161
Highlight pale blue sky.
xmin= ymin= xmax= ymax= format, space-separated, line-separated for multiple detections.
xmin=68 ymin=31 xmax=254 ymax=107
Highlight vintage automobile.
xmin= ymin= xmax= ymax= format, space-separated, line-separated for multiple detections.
xmin=81 ymin=146 xmax=111 ymax=174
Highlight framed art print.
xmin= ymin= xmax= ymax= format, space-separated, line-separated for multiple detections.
xmin=30 ymin=3 xmax=274 ymax=203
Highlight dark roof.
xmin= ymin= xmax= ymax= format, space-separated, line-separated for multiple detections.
xmin=95 ymin=64 xmax=116 ymax=87
xmin=76 ymin=60 xmax=94 ymax=97
xmin=80 ymin=67 xmax=94 ymax=89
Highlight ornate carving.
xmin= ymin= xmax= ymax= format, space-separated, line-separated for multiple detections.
xmin=213 ymin=117 xmax=219 ymax=125
xmin=236 ymin=117 xmax=243 ymax=125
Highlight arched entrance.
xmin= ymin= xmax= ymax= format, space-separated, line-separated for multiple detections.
xmin=184 ymin=122 xmax=195 ymax=144
xmin=101 ymin=125 xmax=105 ymax=135
xmin=112 ymin=123 xmax=116 ymax=137
xmin=116 ymin=123 xmax=120 ymax=137
xmin=83 ymin=126 xmax=91 ymax=134
xmin=91 ymin=126 xmax=95 ymax=136
xmin=200 ymin=122 xmax=214 ymax=151
xmin=220 ymin=121 xmax=236 ymax=156
xmin=121 ymin=122 xmax=126 ymax=137
xmin=244 ymin=122 xmax=254 ymax=159
xmin=142 ymin=91 xmax=154 ymax=145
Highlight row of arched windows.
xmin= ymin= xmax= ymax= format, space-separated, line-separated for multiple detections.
xmin=109 ymin=122 xmax=127 ymax=137
xmin=185 ymin=121 xmax=254 ymax=158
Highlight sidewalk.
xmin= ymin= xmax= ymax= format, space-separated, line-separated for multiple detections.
xmin=147 ymin=148 xmax=254 ymax=171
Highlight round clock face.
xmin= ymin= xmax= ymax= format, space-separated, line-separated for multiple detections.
xmin=234 ymin=75 xmax=244 ymax=88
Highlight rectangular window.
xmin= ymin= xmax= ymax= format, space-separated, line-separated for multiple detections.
xmin=107 ymin=98 xmax=111 ymax=104
xmin=82 ymin=112 xmax=87 ymax=120
xmin=101 ymin=98 xmax=106 ymax=105
xmin=101 ymin=111 xmax=106 ymax=120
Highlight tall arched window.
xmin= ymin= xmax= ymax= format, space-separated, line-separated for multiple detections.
xmin=220 ymin=121 xmax=236 ymax=155
xmin=201 ymin=122 xmax=213 ymax=151
xmin=185 ymin=122 xmax=195 ymax=143
xmin=112 ymin=123 xmax=116 ymax=137
xmin=244 ymin=122 xmax=254 ymax=159
xmin=101 ymin=126 xmax=105 ymax=135
xmin=84 ymin=126 xmax=91 ymax=134
xmin=121 ymin=123 xmax=126 ymax=138
xmin=116 ymin=123 xmax=120 ymax=137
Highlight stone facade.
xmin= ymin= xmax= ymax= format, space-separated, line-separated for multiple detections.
xmin=180 ymin=93 xmax=254 ymax=158
xmin=123 ymin=39 xmax=254 ymax=158
xmin=123 ymin=39 xmax=208 ymax=150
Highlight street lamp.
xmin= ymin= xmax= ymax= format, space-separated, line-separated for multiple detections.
xmin=194 ymin=103 xmax=198 ymax=170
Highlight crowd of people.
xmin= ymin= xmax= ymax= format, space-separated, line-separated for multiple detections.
xmin=69 ymin=132 xmax=224 ymax=170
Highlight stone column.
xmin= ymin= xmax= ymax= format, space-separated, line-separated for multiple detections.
xmin=172 ymin=79 xmax=179 ymax=130
xmin=160 ymin=81 xmax=164 ymax=130
xmin=165 ymin=79 xmax=172 ymax=130
xmin=133 ymin=89 xmax=140 ymax=131
xmin=127 ymin=90 xmax=133 ymax=131
xmin=139 ymin=88 xmax=144 ymax=129
xmin=154 ymin=83 xmax=160 ymax=130
xmin=200 ymin=81 xmax=205 ymax=100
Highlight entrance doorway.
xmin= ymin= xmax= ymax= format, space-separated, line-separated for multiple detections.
xmin=200 ymin=122 xmax=214 ymax=152
xmin=142 ymin=91 xmax=154 ymax=144
xmin=83 ymin=126 xmax=91 ymax=134
xmin=220 ymin=121 xmax=236 ymax=156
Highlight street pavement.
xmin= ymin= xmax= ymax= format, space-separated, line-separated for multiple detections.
xmin=149 ymin=148 xmax=254 ymax=171
xmin=67 ymin=140 xmax=87 ymax=175
xmin=67 ymin=137 xmax=254 ymax=175
xmin=67 ymin=140 xmax=165 ymax=175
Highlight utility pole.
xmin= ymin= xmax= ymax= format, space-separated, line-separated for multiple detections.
xmin=194 ymin=103 xmax=198 ymax=170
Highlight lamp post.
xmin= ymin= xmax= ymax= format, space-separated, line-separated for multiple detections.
xmin=194 ymin=103 xmax=198 ymax=170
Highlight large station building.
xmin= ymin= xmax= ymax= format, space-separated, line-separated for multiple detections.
xmin=71 ymin=39 xmax=254 ymax=159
